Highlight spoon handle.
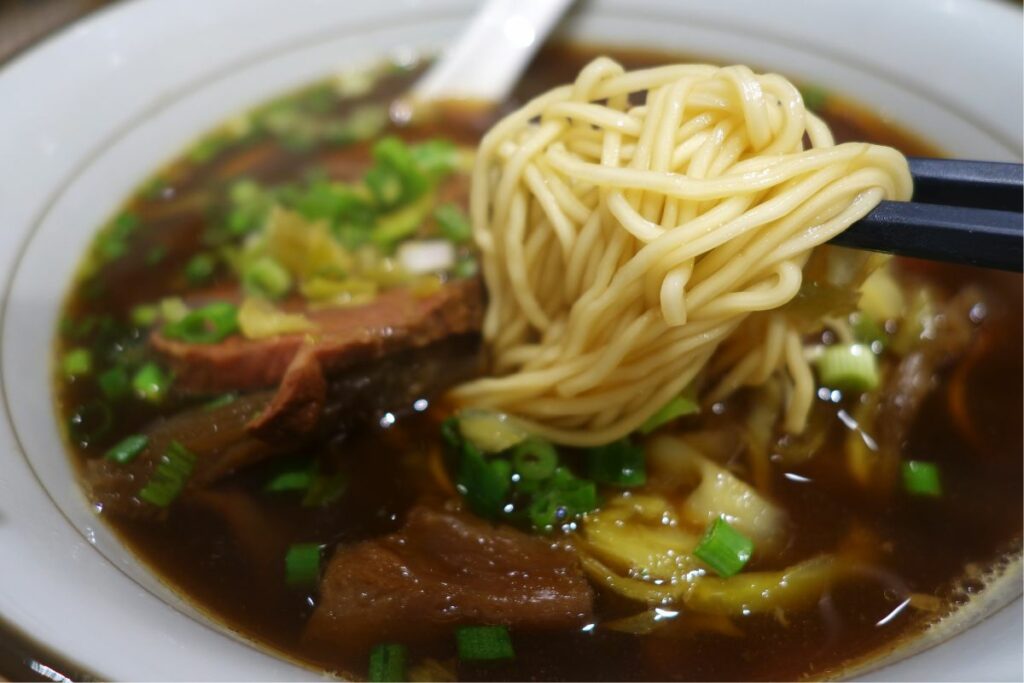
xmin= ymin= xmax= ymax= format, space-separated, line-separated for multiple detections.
xmin=411 ymin=0 xmax=575 ymax=103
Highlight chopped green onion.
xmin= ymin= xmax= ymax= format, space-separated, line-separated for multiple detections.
xmin=902 ymin=460 xmax=942 ymax=497
xmin=284 ymin=542 xmax=322 ymax=587
xmin=457 ymin=410 xmax=528 ymax=453
xmin=302 ymin=470 xmax=349 ymax=507
xmin=98 ymin=366 xmax=131 ymax=400
xmin=132 ymin=362 xmax=172 ymax=403
xmin=368 ymin=643 xmax=407 ymax=683
xmin=138 ymin=441 xmax=196 ymax=507
xmin=457 ymin=445 xmax=512 ymax=519
xmin=61 ymin=348 xmax=92 ymax=378
xmin=527 ymin=494 xmax=562 ymax=529
xmin=159 ymin=297 xmax=189 ymax=324
xmin=243 ymin=256 xmax=292 ymax=299
xmin=104 ymin=434 xmax=149 ymax=464
xmin=145 ymin=246 xmax=167 ymax=266
xmin=372 ymin=192 xmax=434 ymax=250
xmin=410 ymin=139 xmax=458 ymax=181
xmin=188 ymin=134 xmax=231 ymax=163
xmin=162 ymin=302 xmax=239 ymax=344
xmin=694 ymin=517 xmax=754 ymax=577
xmin=130 ymin=304 xmax=159 ymax=327
xmin=511 ymin=438 xmax=558 ymax=481
xmin=325 ymin=105 xmax=389 ymax=145
xmin=638 ymin=394 xmax=699 ymax=435
xmin=526 ymin=469 xmax=598 ymax=531
xmin=113 ymin=212 xmax=139 ymax=234
xmin=68 ymin=400 xmax=113 ymax=448
xmin=800 ymin=85 xmax=828 ymax=111
xmin=440 ymin=416 xmax=461 ymax=449
xmin=225 ymin=179 xmax=273 ymax=236
xmin=453 ymin=255 xmax=478 ymax=279
xmin=368 ymin=136 xmax=429 ymax=208
xmin=815 ymin=344 xmax=879 ymax=392
xmin=455 ymin=625 xmax=514 ymax=662
xmin=586 ymin=438 xmax=646 ymax=487
xmin=203 ymin=392 xmax=238 ymax=411
xmin=264 ymin=467 xmax=314 ymax=493
xmin=851 ymin=313 xmax=889 ymax=352
xmin=184 ymin=253 xmax=217 ymax=285
xmin=434 ymin=203 xmax=471 ymax=243
xmin=289 ymin=179 xmax=374 ymax=225
xmin=553 ymin=475 xmax=598 ymax=516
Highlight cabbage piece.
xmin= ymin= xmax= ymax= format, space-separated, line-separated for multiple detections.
xmin=647 ymin=435 xmax=788 ymax=554
xmin=237 ymin=297 xmax=317 ymax=340
xmin=264 ymin=206 xmax=353 ymax=280
xmin=582 ymin=495 xmax=701 ymax=583
xmin=686 ymin=555 xmax=848 ymax=615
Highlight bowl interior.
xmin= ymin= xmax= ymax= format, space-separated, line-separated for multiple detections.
xmin=0 ymin=0 xmax=1019 ymax=679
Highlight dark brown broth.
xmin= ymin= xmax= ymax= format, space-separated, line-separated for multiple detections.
xmin=56 ymin=44 xmax=1022 ymax=681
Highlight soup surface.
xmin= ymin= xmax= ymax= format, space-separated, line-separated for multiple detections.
xmin=56 ymin=44 xmax=1022 ymax=681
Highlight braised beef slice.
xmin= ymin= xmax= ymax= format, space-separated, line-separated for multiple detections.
xmin=85 ymin=392 xmax=275 ymax=519
xmin=248 ymin=277 xmax=484 ymax=439
xmin=86 ymin=335 xmax=482 ymax=519
xmin=151 ymin=278 xmax=480 ymax=392
xmin=304 ymin=507 xmax=594 ymax=653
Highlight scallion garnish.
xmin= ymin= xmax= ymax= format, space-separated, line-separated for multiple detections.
xmin=851 ymin=312 xmax=889 ymax=352
xmin=130 ymin=304 xmax=159 ymax=328
xmin=145 ymin=246 xmax=167 ymax=266
xmin=184 ymin=252 xmax=217 ymax=285
xmin=815 ymin=343 xmax=879 ymax=392
xmin=434 ymin=203 xmax=471 ymax=243
xmin=98 ymin=366 xmax=131 ymax=400
xmin=264 ymin=466 xmax=314 ymax=493
xmin=511 ymin=438 xmax=558 ymax=482
xmin=138 ymin=441 xmax=196 ymax=507
xmin=162 ymin=301 xmax=239 ymax=344
xmin=132 ymin=362 xmax=172 ymax=403
xmin=586 ymin=438 xmax=646 ymax=488
xmin=242 ymin=256 xmax=292 ymax=299
xmin=202 ymin=392 xmax=238 ymax=411
xmin=368 ymin=643 xmax=407 ymax=682
xmin=457 ymin=445 xmax=512 ymax=519
xmin=68 ymin=400 xmax=113 ymax=448
xmin=284 ymin=542 xmax=322 ymax=587
xmin=638 ymin=394 xmax=699 ymax=435
xmin=104 ymin=434 xmax=149 ymax=464
xmin=61 ymin=348 xmax=92 ymax=378
xmin=902 ymin=460 xmax=942 ymax=497
xmin=302 ymin=470 xmax=349 ymax=507
xmin=694 ymin=517 xmax=754 ymax=577
xmin=455 ymin=625 xmax=515 ymax=662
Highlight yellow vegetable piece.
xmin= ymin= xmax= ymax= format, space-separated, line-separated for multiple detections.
xmin=264 ymin=206 xmax=353 ymax=280
xmin=858 ymin=266 xmax=905 ymax=322
xmin=237 ymin=297 xmax=317 ymax=339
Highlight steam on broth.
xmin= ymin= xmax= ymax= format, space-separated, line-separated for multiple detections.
xmin=56 ymin=44 xmax=1022 ymax=681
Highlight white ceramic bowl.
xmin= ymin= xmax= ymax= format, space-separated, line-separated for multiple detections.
xmin=0 ymin=0 xmax=1020 ymax=679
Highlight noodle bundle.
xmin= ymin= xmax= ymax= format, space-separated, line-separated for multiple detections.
xmin=453 ymin=57 xmax=912 ymax=445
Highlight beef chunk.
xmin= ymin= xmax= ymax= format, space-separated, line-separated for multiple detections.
xmin=85 ymin=392 xmax=275 ymax=519
xmin=150 ymin=277 xmax=484 ymax=395
xmin=304 ymin=507 xmax=594 ymax=652
xmin=85 ymin=335 xmax=481 ymax=519
xmin=247 ymin=277 xmax=484 ymax=439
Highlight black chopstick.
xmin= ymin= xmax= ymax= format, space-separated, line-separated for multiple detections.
xmin=833 ymin=201 xmax=1022 ymax=271
xmin=830 ymin=158 xmax=1023 ymax=272
xmin=907 ymin=157 xmax=1022 ymax=213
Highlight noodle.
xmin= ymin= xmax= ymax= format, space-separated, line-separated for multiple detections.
xmin=452 ymin=57 xmax=912 ymax=445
